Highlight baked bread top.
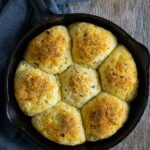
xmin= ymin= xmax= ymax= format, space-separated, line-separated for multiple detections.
xmin=14 ymin=61 xmax=61 ymax=116
xmin=24 ymin=25 xmax=72 ymax=74
xmin=81 ymin=92 xmax=129 ymax=141
xmin=99 ymin=44 xmax=138 ymax=102
xmin=69 ymin=22 xmax=117 ymax=68
xmin=60 ymin=64 xmax=101 ymax=108
xmin=32 ymin=101 xmax=85 ymax=145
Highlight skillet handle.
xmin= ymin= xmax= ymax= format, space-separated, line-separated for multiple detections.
xmin=29 ymin=0 xmax=56 ymax=23
xmin=6 ymin=96 xmax=26 ymax=129
xmin=128 ymin=37 xmax=150 ymax=71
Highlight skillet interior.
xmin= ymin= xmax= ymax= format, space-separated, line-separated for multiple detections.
xmin=5 ymin=14 xmax=149 ymax=150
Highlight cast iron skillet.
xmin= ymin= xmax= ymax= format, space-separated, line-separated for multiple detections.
xmin=5 ymin=0 xmax=150 ymax=150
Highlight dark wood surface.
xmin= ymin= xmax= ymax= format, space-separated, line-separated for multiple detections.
xmin=70 ymin=0 xmax=150 ymax=150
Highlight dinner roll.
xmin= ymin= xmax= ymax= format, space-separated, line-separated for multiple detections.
xmin=32 ymin=101 xmax=86 ymax=145
xmin=68 ymin=22 xmax=117 ymax=69
xmin=24 ymin=25 xmax=72 ymax=74
xmin=14 ymin=61 xmax=61 ymax=116
xmin=81 ymin=92 xmax=129 ymax=141
xmin=99 ymin=44 xmax=138 ymax=102
xmin=59 ymin=64 xmax=101 ymax=108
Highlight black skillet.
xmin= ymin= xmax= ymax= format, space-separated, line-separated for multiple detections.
xmin=5 ymin=0 xmax=150 ymax=150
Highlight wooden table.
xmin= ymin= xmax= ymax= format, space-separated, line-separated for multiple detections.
xmin=70 ymin=0 xmax=150 ymax=150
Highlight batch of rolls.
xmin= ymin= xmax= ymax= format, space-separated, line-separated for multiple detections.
xmin=14 ymin=22 xmax=138 ymax=146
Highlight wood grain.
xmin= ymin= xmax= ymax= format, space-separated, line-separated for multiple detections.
xmin=70 ymin=0 xmax=150 ymax=150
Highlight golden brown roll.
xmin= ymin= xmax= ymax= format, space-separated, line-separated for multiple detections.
xmin=59 ymin=64 xmax=101 ymax=108
xmin=14 ymin=61 xmax=61 ymax=116
xmin=24 ymin=25 xmax=72 ymax=74
xmin=81 ymin=92 xmax=129 ymax=141
xmin=99 ymin=44 xmax=138 ymax=102
xmin=68 ymin=22 xmax=117 ymax=69
xmin=32 ymin=101 xmax=86 ymax=145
